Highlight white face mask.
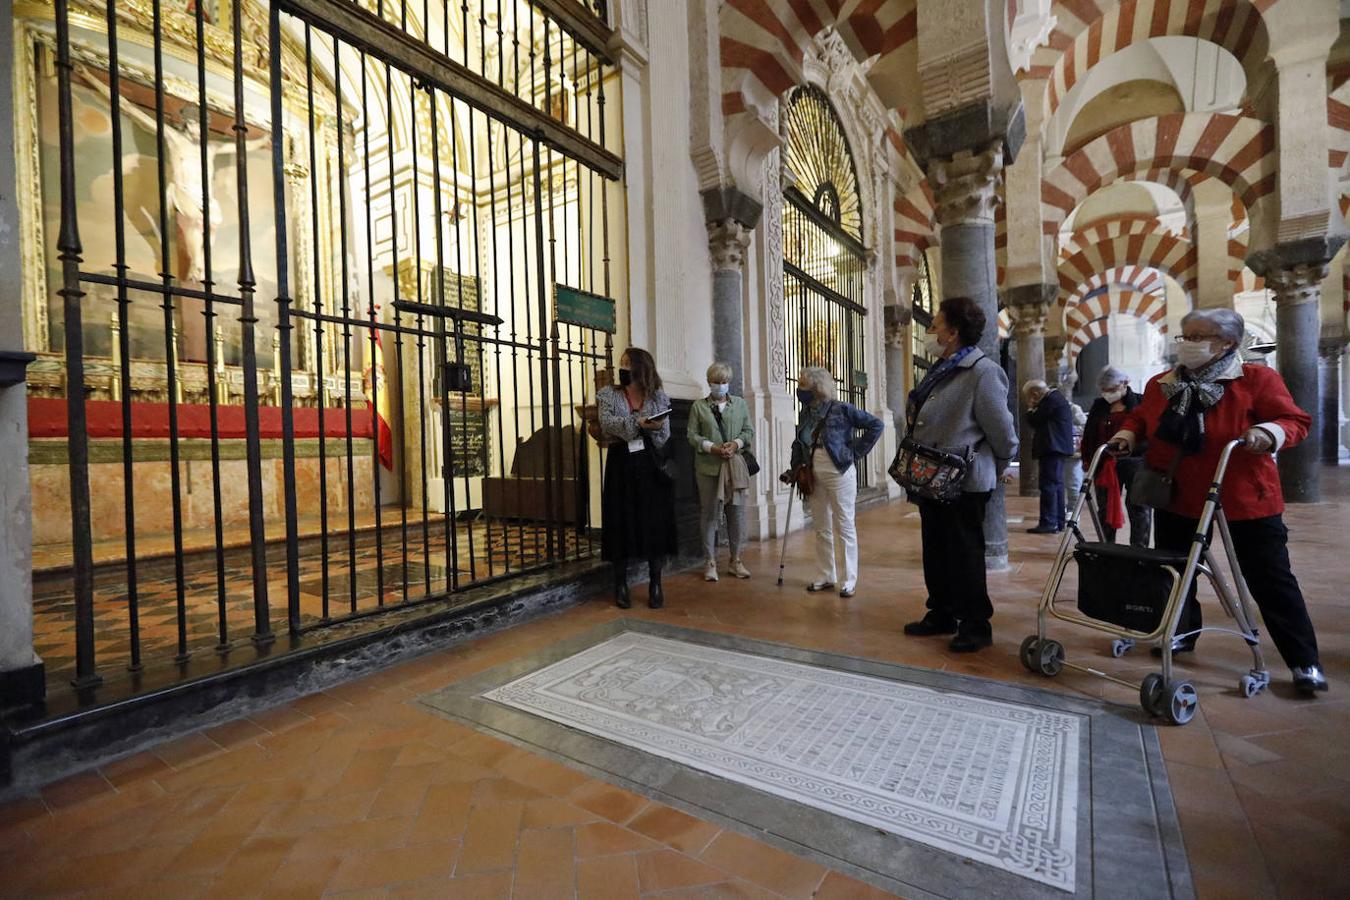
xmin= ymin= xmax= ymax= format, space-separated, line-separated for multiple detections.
xmin=1176 ymin=341 xmax=1221 ymax=370
xmin=923 ymin=334 xmax=946 ymax=358
xmin=1101 ymin=387 xmax=1126 ymax=404
xmin=709 ymin=382 xmax=729 ymax=399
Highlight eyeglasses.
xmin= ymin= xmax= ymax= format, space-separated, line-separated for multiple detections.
xmin=1174 ymin=335 xmax=1220 ymax=343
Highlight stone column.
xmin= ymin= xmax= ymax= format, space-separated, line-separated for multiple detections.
xmin=702 ymin=187 xmax=762 ymax=397
xmin=1266 ymin=260 xmax=1330 ymax=502
xmin=0 ymin=0 xmax=43 ymax=709
xmin=1006 ymin=284 xmax=1054 ymax=498
xmin=1043 ymin=335 xmax=1066 ymax=386
xmin=884 ymin=305 xmax=911 ymax=431
xmin=928 ymin=141 xmax=1012 ymax=569
xmin=1319 ymin=337 xmax=1344 ymax=465
xmin=707 ymin=219 xmax=752 ymax=395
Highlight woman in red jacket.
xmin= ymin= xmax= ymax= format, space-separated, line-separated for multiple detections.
xmin=1107 ymin=308 xmax=1327 ymax=695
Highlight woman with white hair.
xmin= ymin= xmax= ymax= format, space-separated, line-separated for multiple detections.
xmin=1082 ymin=365 xmax=1151 ymax=546
xmin=1107 ymin=307 xmax=1328 ymax=694
xmin=780 ymin=366 xmax=883 ymax=598
xmin=687 ymin=362 xmax=755 ymax=582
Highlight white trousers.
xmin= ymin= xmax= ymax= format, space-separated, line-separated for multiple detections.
xmin=809 ymin=447 xmax=858 ymax=589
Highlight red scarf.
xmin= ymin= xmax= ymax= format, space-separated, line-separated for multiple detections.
xmin=1093 ymin=455 xmax=1125 ymax=530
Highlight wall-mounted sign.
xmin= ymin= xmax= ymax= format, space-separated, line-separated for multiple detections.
xmin=554 ymin=284 xmax=617 ymax=333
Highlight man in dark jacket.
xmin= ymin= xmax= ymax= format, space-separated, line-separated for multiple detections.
xmin=1024 ymin=379 xmax=1075 ymax=533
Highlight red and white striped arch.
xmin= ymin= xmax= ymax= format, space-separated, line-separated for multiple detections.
xmin=1064 ymin=289 xmax=1169 ymax=336
xmin=1057 ymin=232 xmax=1196 ymax=315
xmin=1061 ymin=264 xmax=1171 ymax=316
xmin=1042 ymin=113 xmax=1275 ymax=236
xmin=719 ymin=0 xmax=916 ymax=118
xmin=1067 ymin=317 xmax=1111 ymax=366
xmin=1024 ymin=0 xmax=1273 ymax=118
xmin=1060 ymin=215 xmax=1187 ymax=257
xmin=894 ymin=179 xmax=937 ymax=275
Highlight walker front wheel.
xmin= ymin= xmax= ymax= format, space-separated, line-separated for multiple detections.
xmin=1036 ymin=639 xmax=1065 ymax=677
xmin=1019 ymin=636 xmax=1040 ymax=673
xmin=1140 ymin=673 xmax=1165 ymax=717
xmin=1111 ymin=639 xmax=1134 ymax=658
xmin=1164 ymin=681 xmax=1199 ymax=726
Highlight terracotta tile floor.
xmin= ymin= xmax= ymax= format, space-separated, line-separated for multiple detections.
xmin=4 ymin=471 xmax=1350 ymax=898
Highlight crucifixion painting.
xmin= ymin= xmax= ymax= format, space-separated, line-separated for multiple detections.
xmin=83 ymin=70 xmax=270 ymax=286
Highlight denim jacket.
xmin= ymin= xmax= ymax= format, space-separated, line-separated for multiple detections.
xmin=790 ymin=400 xmax=884 ymax=474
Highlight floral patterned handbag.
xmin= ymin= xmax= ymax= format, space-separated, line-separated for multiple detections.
xmin=888 ymin=437 xmax=972 ymax=502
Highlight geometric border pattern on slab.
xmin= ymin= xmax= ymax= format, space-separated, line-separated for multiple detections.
xmin=485 ymin=632 xmax=1081 ymax=891
xmin=419 ymin=619 xmax=1194 ymax=900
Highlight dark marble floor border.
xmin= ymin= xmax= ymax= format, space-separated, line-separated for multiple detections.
xmin=418 ymin=618 xmax=1194 ymax=900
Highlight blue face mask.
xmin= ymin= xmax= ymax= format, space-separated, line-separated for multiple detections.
xmin=796 ymin=388 xmax=815 ymax=405
xmin=709 ymin=383 xmax=729 ymax=399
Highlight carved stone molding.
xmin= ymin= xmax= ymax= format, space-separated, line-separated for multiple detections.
xmin=919 ymin=39 xmax=992 ymax=120
xmin=1266 ymin=262 xmax=1328 ymax=308
xmin=1319 ymin=337 xmax=1346 ymax=361
xmin=1007 ymin=302 xmax=1048 ymax=338
xmin=708 ymin=219 xmax=753 ymax=271
xmin=928 ymin=142 xmax=1004 ymax=227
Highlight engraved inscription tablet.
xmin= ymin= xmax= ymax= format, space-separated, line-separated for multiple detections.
xmin=484 ymin=633 xmax=1081 ymax=890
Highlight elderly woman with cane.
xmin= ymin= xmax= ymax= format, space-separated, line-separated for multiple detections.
xmin=779 ymin=367 xmax=883 ymax=598
xmin=1106 ymin=308 xmax=1327 ymax=694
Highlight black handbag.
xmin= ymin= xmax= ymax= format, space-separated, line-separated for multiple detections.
xmin=1129 ymin=450 xmax=1183 ymax=509
xmin=889 ymin=436 xmax=972 ymax=502
xmin=710 ymin=404 xmax=760 ymax=476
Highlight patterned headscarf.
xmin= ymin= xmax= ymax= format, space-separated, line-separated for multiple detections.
xmin=1156 ymin=348 xmax=1243 ymax=452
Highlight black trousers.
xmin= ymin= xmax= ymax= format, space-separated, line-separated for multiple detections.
xmin=918 ymin=491 xmax=993 ymax=631
xmin=1153 ymin=509 xmax=1320 ymax=669
xmin=1037 ymin=454 xmax=1066 ymax=529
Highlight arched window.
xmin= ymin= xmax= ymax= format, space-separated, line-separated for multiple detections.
xmin=781 ymin=84 xmax=869 ymax=485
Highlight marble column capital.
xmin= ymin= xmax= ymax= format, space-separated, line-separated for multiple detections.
xmin=927 ymin=141 xmax=1004 ymax=228
xmin=707 ymin=219 xmax=753 ymax=272
xmin=1007 ymin=301 xmax=1047 ymax=338
xmin=1265 ymin=261 xmax=1328 ymax=308
xmin=884 ymin=304 xmax=912 ymax=350
xmin=1319 ymin=337 xmax=1346 ymax=361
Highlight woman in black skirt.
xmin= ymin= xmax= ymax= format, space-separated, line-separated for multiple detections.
xmin=599 ymin=347 xmax=678 ymax=608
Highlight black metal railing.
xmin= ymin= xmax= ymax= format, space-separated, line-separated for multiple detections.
xmin=36 ymin=0 xmax=621 ymax=693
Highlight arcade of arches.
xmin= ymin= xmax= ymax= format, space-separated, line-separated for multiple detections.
xmin=2 ymin=0 xmax=1350 ymax=897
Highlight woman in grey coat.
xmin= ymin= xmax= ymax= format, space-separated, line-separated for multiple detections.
xmin=901 ymin=296 xmax=1019 ymax=652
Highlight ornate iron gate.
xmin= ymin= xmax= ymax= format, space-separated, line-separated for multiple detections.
xmin=35 ymin=0 xmax=620 ymax=691
xmin=781 ymin=85 xmax=869 ymax=486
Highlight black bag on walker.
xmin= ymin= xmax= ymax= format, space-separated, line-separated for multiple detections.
xmin=1073 ymin=544 xmax=1176 ymax=633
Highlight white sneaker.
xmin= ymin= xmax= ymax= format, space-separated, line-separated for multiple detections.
xmin=704 ymin=561 xmax=719 ymax=582
xmin=729 ymin=559 xmax=751 ymax=579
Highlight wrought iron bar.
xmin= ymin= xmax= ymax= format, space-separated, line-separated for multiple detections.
xmin=234 ymin=0 xmax=272 ymax=645
xmin=270 ymin=0 xmax=303 ymax=633
xmin=54 ymin=0 xmax=101 ymax=690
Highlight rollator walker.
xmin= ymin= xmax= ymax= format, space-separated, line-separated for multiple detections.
xmin=1021 ymin=439 xmax=1269 ymax=725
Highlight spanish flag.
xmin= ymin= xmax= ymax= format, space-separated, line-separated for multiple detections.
xmin=362 ymin=313 xmax=394 ymax=471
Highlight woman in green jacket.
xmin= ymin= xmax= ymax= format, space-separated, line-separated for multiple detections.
xmin=686 ymin=362 xmax=755 ymax=582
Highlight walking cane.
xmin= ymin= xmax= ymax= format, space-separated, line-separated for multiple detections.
xmin=777 ymin=481 xmax=797 ymax=587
